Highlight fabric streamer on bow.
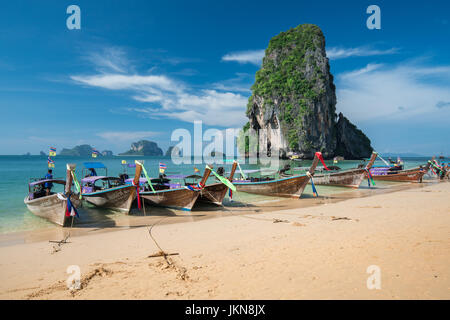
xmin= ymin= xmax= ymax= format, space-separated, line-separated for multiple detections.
xmin=315 ymin=152 xmax=331 ymax=171
xmin=64 ymin=193 xmax=79 ymax=218
xmin=71 ymin=170 xmax=82 ymax=199
xmin=365 ymin=169 xmax=376 ymax=187
xmin=133 ymin=180 xmax=142 ymax=210
xmin=229 ymin=188 xmax=233 ymax=200
xmin=186 ymin=181 xmax=205 ymax=191
xmin=136 ymin=161 xmax=156 ymax=193
xmin=306 ymin=172 xmax=318 ymax=197
xmin=236 ymin=162 xmax=247 ymax=180
xmin=206 ymin=165 xmax=236 ymax=191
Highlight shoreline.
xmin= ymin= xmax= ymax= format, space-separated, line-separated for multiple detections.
xmin=0 ymin=180 xmax=437 ymax=247
xmin=0 ymin=180 xmax=448 ymax=299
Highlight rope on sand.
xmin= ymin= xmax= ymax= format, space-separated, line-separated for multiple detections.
xmin=50 ymin=216 xmax=74 ymax=254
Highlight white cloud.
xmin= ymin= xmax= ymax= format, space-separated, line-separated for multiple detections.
xmin=129 ymin=89 xmax=248 ymax=127
xmin=85 ymin=47 xmax=131 ymax=73
xmin=97 ymin=131 xmax=160 ymax=141
xmin=327 ymin=46 xmax=399 ymax=60
xmin=222 ymin=50 xmax=265 ymax=65
xmin=336 ymin=62 xmax=450 ymax=122
xmin=71 ymin=59 xmax=249 ymax=127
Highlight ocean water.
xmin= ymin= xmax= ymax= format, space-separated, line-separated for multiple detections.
xmin=0 ymin=155 xmax=434 ymax=234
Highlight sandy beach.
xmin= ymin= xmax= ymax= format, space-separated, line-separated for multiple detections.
xmin=0 ymin=181 xmax=448 ymax=300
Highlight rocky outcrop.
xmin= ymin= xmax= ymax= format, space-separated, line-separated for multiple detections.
xmin=60 ymin=144 xmax=96 ymax=157
xmin=335 ymin=113 xmax=372 ymax=159
xmin=245 ymin=24 xmax=372 ymax=159
xmin=119 ymin=140 xmax=163 ymax=156
xmin=39 ymin=151 xmax=46 ymax=156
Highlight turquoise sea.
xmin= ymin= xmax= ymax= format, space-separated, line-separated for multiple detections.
xmin=0 ymin=155 xmax=435 ymax=235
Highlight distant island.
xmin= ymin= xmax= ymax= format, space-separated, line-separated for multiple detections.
xmin=119 ymin=140 xmax=163 ymax=156
xmin=59 ymin=145 xmax=113 ymax=157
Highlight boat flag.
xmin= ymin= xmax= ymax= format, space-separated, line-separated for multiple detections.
xmin=159 ymin=162 xmax=167 ymax=174
xmin=48 ymin=157 xmax=55 ymax=168
xmin=194 ymin=167 xmax=200 ymax=174
xmin=49 ymin=147 xmax=57 ymax=157
xmin=92 ymin=149 xmax=99 ymax=158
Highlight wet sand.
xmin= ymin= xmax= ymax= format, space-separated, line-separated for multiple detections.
xmin=0 ymin=180 xmax=448 ymax=299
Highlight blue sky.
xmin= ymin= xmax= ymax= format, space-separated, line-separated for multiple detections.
xmin=0 ymin=0 xmax=449 ymax=155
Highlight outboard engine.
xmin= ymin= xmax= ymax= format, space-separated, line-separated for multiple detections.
xmin=279 ymin=164 xmax=291 ymax=175
xmin=119 ymin=173 xmax=129 ymax=183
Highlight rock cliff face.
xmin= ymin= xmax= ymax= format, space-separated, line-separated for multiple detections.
xmin=119 ymin=140 xmax=163 ymax=156
xmin=335 ymin=113 xmax=372 ymax=159
xmin=245 ymin=24 xmax=372 ymax=159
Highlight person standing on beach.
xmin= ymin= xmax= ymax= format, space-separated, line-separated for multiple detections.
xmin=44 ymin=169 xmax=53 ymax=196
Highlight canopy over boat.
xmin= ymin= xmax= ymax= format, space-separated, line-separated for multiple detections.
xmin=83 ymin=162 xmax=107 ymax=169
xmin=166 ymin=174 xmax=203 ymax=180
xmin=81 ymin=176 xmax=109 ymax=183
xmin=29 ymin=179 xmax=66 ymax=187
xmin=229 ymin=169 xmax=278 ymax=175
xmin=125 ymin=177 xmax=147 ymax=184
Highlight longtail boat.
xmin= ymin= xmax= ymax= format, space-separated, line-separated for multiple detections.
xmin=368 ymin=163 xmax=430 ymax=182
xmin=80 ymin=162 xmax=138 ymax=214
xmin=232 ymin=152 xmax=320 ymax=198
xmin=138 ymin=164 xmax=212 ymax=211
xmin=312 ymin=152 xmax=378 ymax=188
xmin=24 ymin=164 xmax=81 ymax=227
xmin=199 ymin=161 xmax=238 ymax=205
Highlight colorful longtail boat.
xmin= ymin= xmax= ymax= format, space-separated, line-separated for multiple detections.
xmin=80 ymin=162 xmax=138 ymax=214
xmin=198 ymin=161 xmax=238 ymax=205
xmin=312 ymin=152 xmax=378 ymax=188
xmin=24 ymin=164 xmax=81 ymax=227
xmin=138 ymin=164 xmax=212 ymax=211
xmin=232 ymin=152 xmax=320 ymax=198
xmin=368 ymin=162 xmax=430 ymax=183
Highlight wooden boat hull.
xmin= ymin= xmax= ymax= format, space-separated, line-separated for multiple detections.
xmin=140 ymin=188 xmax=199 ymax=211
xmin=199 ymin=183 xmax=228 ymax=205
xmin=369 ymin=167 xmax=428 ymax=182
xmin=233 ymin=175 xmax=310 ymax=199
xmin=313 ymin=169 xmax=367 ymax=188
xmin=82 ymin=185 xmax=137 ymax=214
xmin=24 ymin=193 xmax=81 ymax=227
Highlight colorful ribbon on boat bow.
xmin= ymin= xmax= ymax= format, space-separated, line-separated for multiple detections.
xmin=135 ymin=161 xmax=156 ymax=194
xmin=186 ymin=181 xmax=205 ymax=191
xmin=133 ymin=180 xmax=142 ymax=210
xmin=64 ymin=193 xmax=79 ymax=218
xmin=70 ymin=169 xmax=82 ymax=199
xmin=206 ymin=165 xmax=236 ymax=192
xmin=306 ymin=171 xmax=318 ymax=197
xmin=365 ymin=169 xmax=376 ymax=187
xmin=315 ymin=152 xmax=331 ymax=171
